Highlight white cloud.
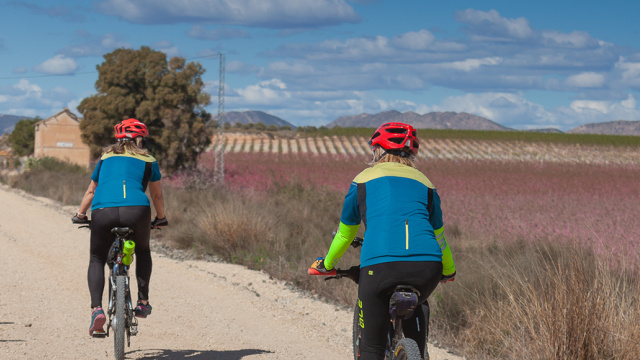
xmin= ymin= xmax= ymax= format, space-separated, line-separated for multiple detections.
xmin=569 ymin=94 xmax=638 ymax=116
xmin=60 ymin=32 xmax=131 ymax=57
xmin=541 ymin=30 xmax=599 ymax=49
xmin=439 ymin=57 xmax=503 ymax=72
xmin=564 ymin=72 xmax=605 ymax=88
xmin=614 ymin=56 xmax=640 ymax=88
xmin=455 ymin=9 xmax=534 ymax=42
xmin=96 ymin=0 xmax=360 ymax=28
xmin=152 ymin=41 xmax=181 ymax=57
xmin=0 ymin=80 xmax=77 ymax=117
xmin=391 ymin=30 xmax=435 ymax=51
xmin=234 ymin=79 xmax=291 ymax=105
xmin=33 ymin=55 xmax=78 ymax=75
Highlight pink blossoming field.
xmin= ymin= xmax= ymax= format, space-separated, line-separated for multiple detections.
xmin=181 ymin=151 xmax=640 ymax=268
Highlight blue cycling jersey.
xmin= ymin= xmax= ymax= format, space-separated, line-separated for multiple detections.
xmin=90 ymin=152 xmax=161 ymax=211
xmin=339 ymin=162 xmax=444 ymax=268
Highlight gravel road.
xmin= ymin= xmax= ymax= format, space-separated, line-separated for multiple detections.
xmin=0 ymin=184 xmax=464 ymax=360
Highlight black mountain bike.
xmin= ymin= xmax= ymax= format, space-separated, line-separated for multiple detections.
xmin=75 ymin=220 xmax=140 ymax=360
xmin=309 ymin=237 xmax=425 ymax=360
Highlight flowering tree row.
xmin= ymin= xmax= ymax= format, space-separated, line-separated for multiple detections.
xmin=219 ymin=134 xmax=640 ymax=166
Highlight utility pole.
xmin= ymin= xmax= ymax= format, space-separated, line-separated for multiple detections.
xmin=213 ymin=53 xmax=225 ymax=185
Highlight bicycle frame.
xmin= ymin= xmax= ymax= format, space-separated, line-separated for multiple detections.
xmin=103 ymin=228 xmax=138 ymax=344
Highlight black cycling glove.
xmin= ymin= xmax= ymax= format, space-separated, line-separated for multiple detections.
xmin=151 ymin=216 xmax=168 ymax=228
xmin=347 ymin=265 xmax=361 ymax=284
xmin=72 ymin=214 xmax=89 ymax=224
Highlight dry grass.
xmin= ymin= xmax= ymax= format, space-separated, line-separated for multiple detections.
xmin=7 ymin=157 xmax=90 ymax=205
xmin=431 ymin=233 xmax=640 ymax=360
xmin=158 ymin=180 xmax=362 ymax=306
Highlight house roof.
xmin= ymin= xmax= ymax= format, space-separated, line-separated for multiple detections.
xmin=35 ymin=108 xmax=82 ymax=126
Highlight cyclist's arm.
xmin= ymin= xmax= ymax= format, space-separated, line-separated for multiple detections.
xmin=435 ymin=227 xmax=456 ymax=275
xmin=429 ymin=189 xmax=456 ymax=276
xmin=325 ymin=222 xmax=359 ymax=270
xmin=78 ymin=180 xmax=97 ymax=215
xmin=324 ymin=181 xmax=361 ymax=270
xmin=148 ymin=180 xmax=165 ymax=219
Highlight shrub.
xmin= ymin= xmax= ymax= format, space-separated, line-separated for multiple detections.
xmin=11 ymin=157 xmax=90 ymax=205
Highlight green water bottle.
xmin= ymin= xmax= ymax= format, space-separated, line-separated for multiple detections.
xmin=122 ymin=240 xmax=135 ymax=266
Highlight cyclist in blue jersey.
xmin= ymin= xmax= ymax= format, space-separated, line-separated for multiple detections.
xmin=312 ymin=122 xmax=456 ymax=360
xmin=73 ymin=118 xmax=168 ymax=336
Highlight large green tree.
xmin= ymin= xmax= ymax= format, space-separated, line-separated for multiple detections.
xmin=78 ymin=46 xmax=212 ymax=173
xmin=8 ymin=118 xmax=40 ymax=157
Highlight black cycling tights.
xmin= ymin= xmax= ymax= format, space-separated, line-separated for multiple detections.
xmin=88 ymin=206 xmax=151 ymax=308
xmin=357 ymin=261 xmax=443 ymax=360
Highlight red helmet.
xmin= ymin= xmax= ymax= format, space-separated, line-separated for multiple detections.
xmin=368 ymin=122 xmax=419 ymax=156
xmin=114 ymin=118 xmax=148 ymax=140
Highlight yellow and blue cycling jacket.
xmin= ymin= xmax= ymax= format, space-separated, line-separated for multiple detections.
xmin=325 ymin=162 xmax=455 ymax=276
xmin=90 ymin=152 xmax=161 ymax=211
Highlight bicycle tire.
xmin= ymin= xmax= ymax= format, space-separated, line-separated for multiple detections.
xmin=393 ymin=338 xmax=422 ymax=360
xmin=352 ymin=300 xmax=361 ymax=360
xmin=114 ymin=276 xmax=126 ymax=360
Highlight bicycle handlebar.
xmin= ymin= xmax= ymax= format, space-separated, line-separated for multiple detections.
xmin=308 ymin=266 xmax=359 ymax=282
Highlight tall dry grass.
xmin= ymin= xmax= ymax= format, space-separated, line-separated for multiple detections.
xmin=158 ymin=179 xmax=362 ymax=305
xmin=431 ymin=233 xmax=640 ymax=359
xmin=7 ymin=157 xmax=90 ymax=205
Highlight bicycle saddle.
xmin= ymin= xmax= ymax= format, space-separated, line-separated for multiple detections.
xmin=111 ymin=227 xmax=133 ymax=236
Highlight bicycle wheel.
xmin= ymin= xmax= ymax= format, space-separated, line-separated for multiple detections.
xmin=352 ymin=300 xmax=362 ymax=360
xmin=114 ymin=276 xmax=126 ymax=360
xmin=393 ymin=338 xmax=422 ymax=360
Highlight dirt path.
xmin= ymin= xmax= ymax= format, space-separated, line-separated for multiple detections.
xmin=0 ymin=184 xmax=464 ymax=360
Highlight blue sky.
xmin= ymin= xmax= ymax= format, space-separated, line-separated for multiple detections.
xmin=1 ymin=0 xmax=640 ymax=131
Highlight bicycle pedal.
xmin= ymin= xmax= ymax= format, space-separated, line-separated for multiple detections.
xmin=92 ymin=330 xmax=107 ymax=338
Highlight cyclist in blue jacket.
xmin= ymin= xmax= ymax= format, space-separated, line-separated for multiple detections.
xmin=73 ymin=118 xmax=168 ymax=336
xmin=313 ymin=122 xmax=455 ymax=360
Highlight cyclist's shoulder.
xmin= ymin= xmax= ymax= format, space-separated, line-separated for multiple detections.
xmin=101 ymin=151 xmax=157 ymax=163
xmin=353 ymin=163 xmax=434 ymax=188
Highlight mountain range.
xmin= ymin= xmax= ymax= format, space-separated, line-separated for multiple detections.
xmin=0 ymin=114 xmax=31 ymax=134
xmin=328 ymin=110 xmax=510 ymax=131
xmin=223 ymin=111 xmax=296 ymax=128
xmin=2 ymin=111 xmax=640 ymax=136
xmin=567 ymin=120 xmax=640 ymax=136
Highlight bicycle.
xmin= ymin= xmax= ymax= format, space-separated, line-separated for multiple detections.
xmin=74 ymin=219 xmax=150 ymax=360
xmin=309 ymin=237 xmax=427 ymax=360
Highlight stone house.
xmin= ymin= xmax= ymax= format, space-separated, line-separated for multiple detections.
xmin=34 ymin=109 xmax=90 ymax=167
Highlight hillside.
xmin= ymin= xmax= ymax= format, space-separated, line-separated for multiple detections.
xmin=0 ymin=114 xmax=31 ymax=134
xmin=223 ymin=110 xmax=296 ymax=128
xmin=568 ymin=120 xmax=640 ymax=136
xmin=327 ymin=110 xmax=511 ymax=131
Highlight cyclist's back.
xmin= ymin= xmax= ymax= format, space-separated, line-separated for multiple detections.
xmin=345 ymin=161 xmax=443 ymax=268
xmin=73 ymin=118 xmax=167 ymax=336
xmin=313 ymin=122 xmax=456 ymax=360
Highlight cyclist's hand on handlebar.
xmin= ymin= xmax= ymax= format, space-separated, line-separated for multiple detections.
xmin=440 ymin=271 xmax=456 ymax=283
xmin=346 ymin=265 xmax=360 ymax=284
xmin=72 ymin=213 xmax=89 ymax=224
xmin=151 ymin=216 xmax=168 ymax=229
xmin=310 ymin=257 xmax=332 ymax=274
